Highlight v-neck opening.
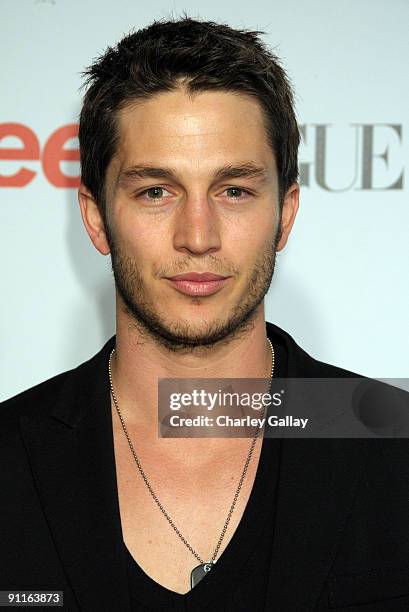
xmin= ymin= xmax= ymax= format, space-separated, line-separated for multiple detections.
xmin=124 ymin=435 xmax=281 ymax=608
xmin=122 ymin=328 xmax=288 ymax=610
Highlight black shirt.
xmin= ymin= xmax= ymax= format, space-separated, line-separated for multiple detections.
xmin=124 ymin=336 xmax=288 ymax=611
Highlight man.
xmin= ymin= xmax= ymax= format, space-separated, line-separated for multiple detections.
xmin=1 ymin=16 xmax=409 ymax=612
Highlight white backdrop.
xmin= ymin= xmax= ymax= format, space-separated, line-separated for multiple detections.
xmin=1 ymin=0 xmax=408 ymax=401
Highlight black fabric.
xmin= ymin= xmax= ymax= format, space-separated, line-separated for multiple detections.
xmin=1 ymin=321 xmax=409 ymax=611
xmin=124 ymin=340 xmax=288 ymax=611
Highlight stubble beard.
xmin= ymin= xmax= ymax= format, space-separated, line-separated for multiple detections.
xmin=105 ymin=221 xmax=281 ymax=354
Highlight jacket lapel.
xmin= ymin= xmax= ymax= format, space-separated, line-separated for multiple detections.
xmin=19 ymin=336 xmax=131 ymax=611
xmin=265 ymin=322 xmax=372 ymax=610
xmin=265 ymin=437 xmax=370 ymax=610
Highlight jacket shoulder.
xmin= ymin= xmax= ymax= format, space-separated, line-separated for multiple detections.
xmin=0 ymin=368 xmax=74 ymax=423
xmin=299 ymin=351 xmax=364 ymax=378
xmin=266 ymin=320 xmax=364 ymax=378
xmin=0 ymin=335 xmax=115 ymax=429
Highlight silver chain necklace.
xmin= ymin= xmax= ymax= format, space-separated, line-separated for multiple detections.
xmin=108 ymin=337 xmax=275 ymax=589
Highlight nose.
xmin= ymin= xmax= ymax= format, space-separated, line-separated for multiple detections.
xmin=172 ymin=194 xmax=222 ymax=256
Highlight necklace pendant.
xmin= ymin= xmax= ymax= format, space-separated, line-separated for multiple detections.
xmin=190 ymin=562 xmax=213 ymax=588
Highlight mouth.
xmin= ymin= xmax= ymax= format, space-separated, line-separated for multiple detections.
xmin=167 ymin=275 xmax=231 ymax=296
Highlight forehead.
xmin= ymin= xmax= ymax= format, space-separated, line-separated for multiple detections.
xmin=110 ymin=88 xmax=275 ymax=178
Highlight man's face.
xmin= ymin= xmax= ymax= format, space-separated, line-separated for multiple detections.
xmin=103 ymin=88 xmax=287 ymax=352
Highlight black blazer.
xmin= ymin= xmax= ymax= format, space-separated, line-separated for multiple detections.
xmin=1 ymin=322 xmax=409 ymax=611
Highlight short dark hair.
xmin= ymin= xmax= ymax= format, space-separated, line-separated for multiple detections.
xmin=78 ymin=16 xmax=300 ymax=223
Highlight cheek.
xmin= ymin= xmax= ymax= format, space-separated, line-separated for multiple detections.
xmin=236 ymin=213 xmax=275 ymax=252
xmin=120 ymin=226 xmax=171 ymax=278
xmin=115 ymin=211 xmax=153 ymax=252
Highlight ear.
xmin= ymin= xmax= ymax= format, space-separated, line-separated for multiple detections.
xmin=78 ymin=183 xmax=111 ymax=255
xmin=276 ymin=183 xmax=299 ymax=252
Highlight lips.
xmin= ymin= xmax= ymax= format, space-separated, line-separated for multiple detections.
xmin=165 ymin=272 xmax=231 ymax=296
xmin=167 ymin=272 xmax=228 ymax=282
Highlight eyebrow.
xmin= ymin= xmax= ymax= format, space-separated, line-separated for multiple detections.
xmin=117 ymin=162 xmax=269 ymax=188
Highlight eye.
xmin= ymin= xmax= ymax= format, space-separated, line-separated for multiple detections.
xmin=224 ymin=187 xmax=251 ymax=200
xmin=137 ymin=186 xmax=173 ymax=201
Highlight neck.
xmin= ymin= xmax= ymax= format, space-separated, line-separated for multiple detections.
xmin=109 ymin=299 xmax=272 ymax=432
